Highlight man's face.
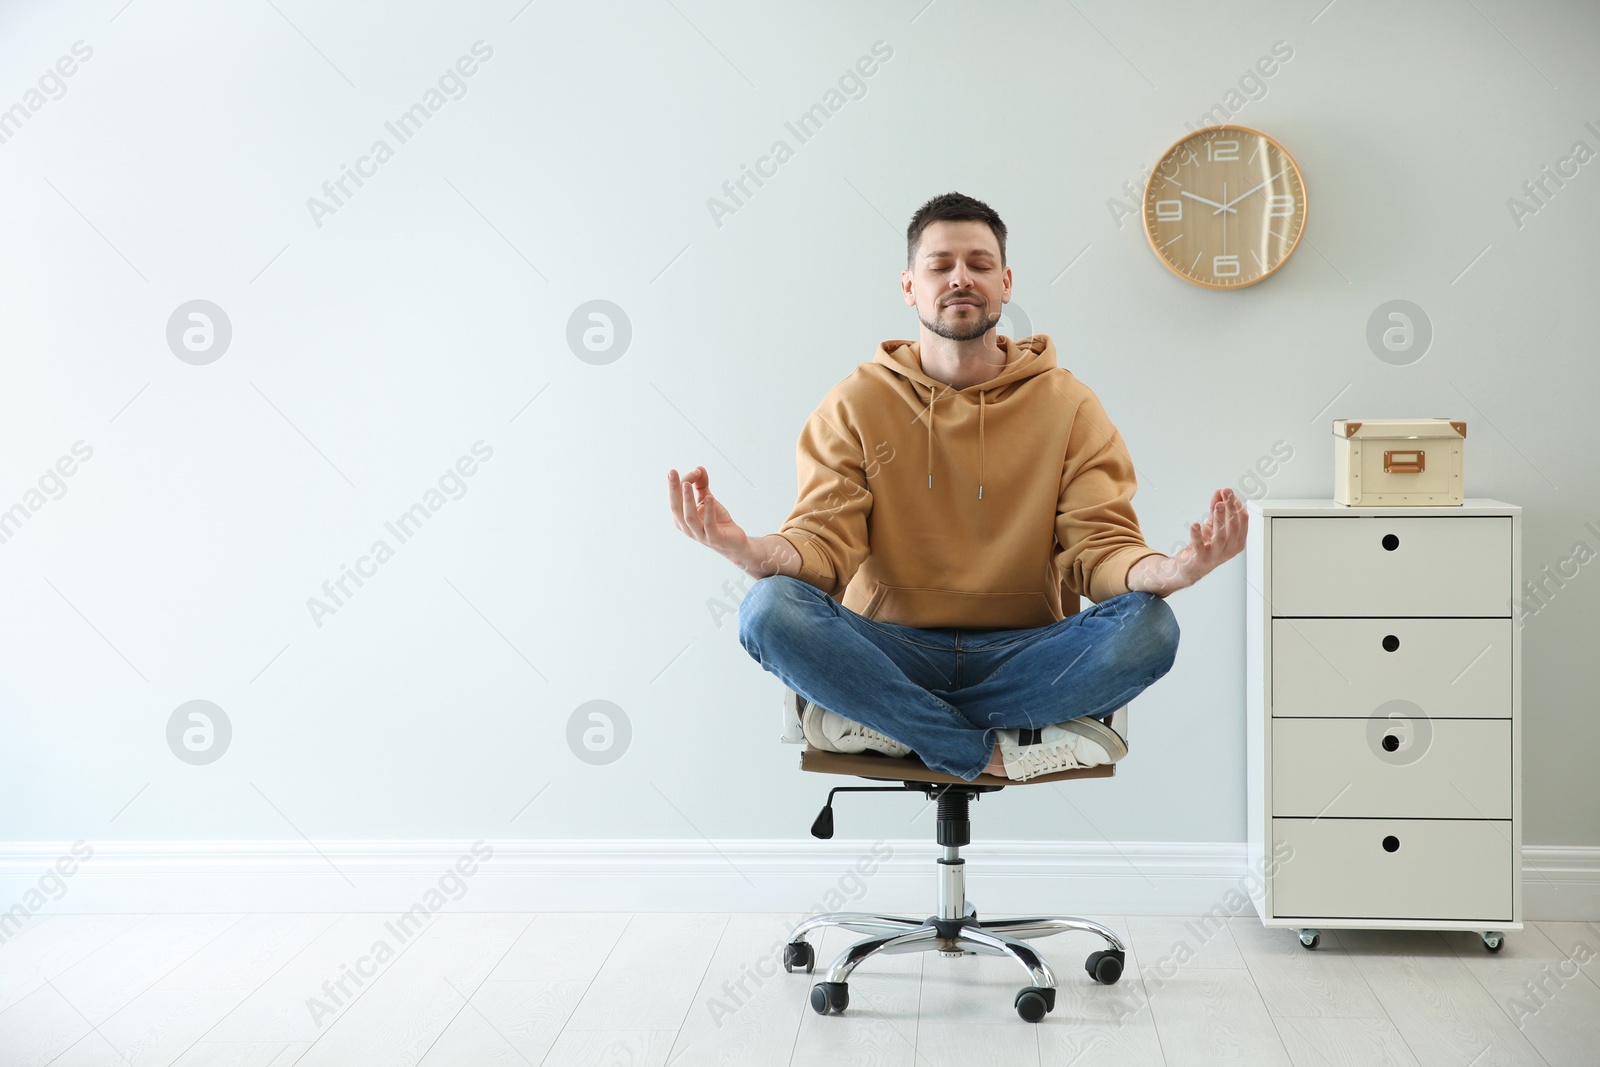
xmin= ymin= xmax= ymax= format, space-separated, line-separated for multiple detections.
xmin=901 ymin=220 xmax=1012 ymax=342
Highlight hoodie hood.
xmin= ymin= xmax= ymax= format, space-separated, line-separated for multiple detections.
xmin=871 ymin=333 xmax=1058 ymax=500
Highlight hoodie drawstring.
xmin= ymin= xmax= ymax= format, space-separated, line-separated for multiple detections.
xmin=925 ymin=386 xmax=986 ymax=502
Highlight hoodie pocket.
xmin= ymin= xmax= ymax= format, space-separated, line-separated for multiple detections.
xmin=860 ymin=582 xmax=889 ymax=620
xmin=865 ymin=583 xmax=1055 ymax=629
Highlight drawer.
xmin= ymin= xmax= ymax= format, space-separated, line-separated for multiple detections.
xmin=1271 ymin=516 xmax=1511 ymax=616
xmin=1273 ymin=717 xmax=1510 ymax=818
xmin=1271 ymin=618 xmax=1511 ymax=718
xmin=1272 ymin=818 xmax=1512 ymax=921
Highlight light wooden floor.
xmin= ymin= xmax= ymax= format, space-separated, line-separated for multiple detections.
xmin=1 ymin=910 xmax=1597 ymax=1066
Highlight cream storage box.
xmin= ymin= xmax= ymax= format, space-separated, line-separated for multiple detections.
xmin=1333 ymin=419 xmax=1465 ymax=506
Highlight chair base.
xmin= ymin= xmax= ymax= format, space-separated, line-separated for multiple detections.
xmin=786 ymin=719 xmax=1133 ymax=1022
xmin=783 ymin=858 xmax=1129 ymax=1022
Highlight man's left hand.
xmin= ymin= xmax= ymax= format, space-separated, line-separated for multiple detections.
xmin=1174 ymin=488 xmax=1248 ymax=588
xmin=1129 ymin=488 xmax=1249 ymax=596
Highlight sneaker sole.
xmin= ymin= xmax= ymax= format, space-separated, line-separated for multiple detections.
xmin=783 ymin=688 xmax=806 ymax=741
xmin=1060 ymin=715 xmax=1129 ymax=763
xmin=800 ymin=704 xmax=841 ymax=752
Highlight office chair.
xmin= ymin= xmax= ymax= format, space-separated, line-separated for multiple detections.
xmin=779 ymin=691 xmax=1131 ymax=1023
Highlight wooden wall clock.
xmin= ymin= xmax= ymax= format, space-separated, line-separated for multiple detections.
xmin=1141 ymin=124 xmax=1307 ymax=289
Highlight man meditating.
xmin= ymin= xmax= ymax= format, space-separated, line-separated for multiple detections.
xmin=668 ymin=191 xmax=1247 ymax=783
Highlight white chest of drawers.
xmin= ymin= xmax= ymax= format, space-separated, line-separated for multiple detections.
xmin=1244 ymin=498 xmax=1522 ymax=951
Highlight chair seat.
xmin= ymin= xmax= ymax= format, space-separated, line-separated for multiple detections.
xmin=799 ymin=745 xmax=1116 ymax=786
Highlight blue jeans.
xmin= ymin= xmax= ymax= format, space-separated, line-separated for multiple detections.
xmin=738 ymin=575 xmax=1180 ymax=781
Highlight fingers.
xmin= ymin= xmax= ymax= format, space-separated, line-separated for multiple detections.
xmin=672 ymin=467 xmax=697 ymax=537
xmin=1191 ymin=489 xmax=1241 ymax=550
xmin=669 ymin=467 xmax=707 ymax=539
xmin=682 ymin=470 xmax=703 ymax=539
xmin=669 ymin=468 xmax=691 ymax=533
xmin=697 ymin=474 xmax=716 ymax=535
xmin=1218 ymin=488 xmax=1243 ymax=537
xmin=667 ymin=469 xmax=685 ymax=530
xmin=1199 ymin=488 xmax=1248 ymax=552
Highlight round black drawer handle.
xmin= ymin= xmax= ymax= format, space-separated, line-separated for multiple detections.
xmin=1382 ymin=533 xmax=1400 ymax=551
xmin=1382 ymin=734 xmax=1400 ymax=752
xmin=1382 ymin=634 xmax=1400 ymax=652
xmin=1382 ymin=835 xmax=1400 ymax=853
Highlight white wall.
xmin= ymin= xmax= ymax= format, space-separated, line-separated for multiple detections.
xmin=2 ymin=0 xmax=1596 ymax=874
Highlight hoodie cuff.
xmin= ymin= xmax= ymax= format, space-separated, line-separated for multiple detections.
xmin=777 ymin=530 xmax=837 ymax=595
xmin=1093 ymin=546 xmax=1168 ymax=602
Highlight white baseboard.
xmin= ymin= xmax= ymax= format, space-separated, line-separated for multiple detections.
xmin=1 ymin=839 xmax=1595 ymax=923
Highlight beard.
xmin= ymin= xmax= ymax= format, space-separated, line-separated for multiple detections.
xmin=920 ymin=302 xmax=1001 ymax=342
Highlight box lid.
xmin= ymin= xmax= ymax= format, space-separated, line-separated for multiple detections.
xmin=1332 ymin=418 xmax=1466 ymax=439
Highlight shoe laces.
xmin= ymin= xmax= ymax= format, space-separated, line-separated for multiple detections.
xmin=832 ymin=716 xmax=906 ymax=751
xmin=1013 ymin=736 xmax=1081 ymax=779
xmin=851 ymin=722 xmax=906 ymax=748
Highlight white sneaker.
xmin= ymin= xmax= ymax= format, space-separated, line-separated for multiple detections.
xmin=780 ymin=689 xmax=808 ymax=744
xmin=997 ymin=716 xmax=1129 ymax=782
xmin=799 ymin=698 xmax=912 ymax=758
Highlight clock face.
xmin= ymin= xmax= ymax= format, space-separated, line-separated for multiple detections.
xmin=1141 ymin=124 xmax=1307 ymax=289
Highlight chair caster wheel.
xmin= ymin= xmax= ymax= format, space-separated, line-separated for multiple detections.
xmin=1014 ymin=986 xmax=1055 ymax=1022
xmin=1483 ymin=931 xmax=1504 ymax=952
xmin=1085 ymin=948 xmax=1124 ymax=985
xmin=783 ymin=941 xmax=814 ymax=973
xmin=1298 ymin=929 xmax=1321 ymax=949
xmin=810 ymin=981 xmax=848 ymax=1015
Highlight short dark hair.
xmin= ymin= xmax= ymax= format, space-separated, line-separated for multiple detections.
xmin=906 ymin=192 xmax=1008 ymax=269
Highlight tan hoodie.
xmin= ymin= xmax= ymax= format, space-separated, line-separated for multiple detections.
xmin=776 ymin=333 xmax=1164 ymax=629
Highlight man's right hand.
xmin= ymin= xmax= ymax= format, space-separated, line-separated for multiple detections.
xmin=668 ymin=466 xmax=800 ymax=579
xmin=669 ymin=466 xmax=752 ymax=560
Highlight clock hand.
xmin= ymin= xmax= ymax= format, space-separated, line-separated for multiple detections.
xmin=1212 ymin=168 xmax=1288 ymax=214
xmin=1180 ymin=189 xmax=1236 ymax=214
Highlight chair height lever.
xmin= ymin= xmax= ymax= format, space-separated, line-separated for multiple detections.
xmin=810 ymin=785 xmax=916 ymax=839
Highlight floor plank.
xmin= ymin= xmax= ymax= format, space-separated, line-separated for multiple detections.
xmin=155 ymin=915 xmax=338 ymax=993
xmin=414 ymin=979 xmax=588 ymax=1065
xmin=0 ymin=980 xmax=101 ymax=1067
xmin=914 ymin=1022 xmax=1040 ymax=1067
xmin=1271 ymin=1015 xmax=1422 ymax=1067
xmin=201 ymin=914 xmax=437 ymax=1044
xmin=43 ymin=914 xmax=241 ymax=1028
xmin=49 ymin=989 xmax=249 ymax=1067
xmin=540 ymin=1029 xmax=677 ymax=1067
xmin=1144 ymin=967 xmax=1293 ymax=1067
xmin=484 ymin=912 xmax=630 ymax=983
xmin=1039 ymin=914 xmax=1166 ymax=1067
xmin=1125 ymin=913 xmax=1246 ymax=972
xmin=1338 ymin=927 xmax=1552 ymax=1067
xmin=563 ymin=913 xmax=728 ymax=1032
xmin=1226 ymin=916 xmax=1387 ymax=1018
xmin=0 ymin=914 xmax=149 ymax=1015
xmin=168 ymin=1041 xmax=311 ymax=1066
xmin=1447 ymin=920 xmax=1600 ymax=1067
xmin=1531 ymin=920 xmax=1600 ymax=994
xmin=7 ymin=911 xmax=1594 ymax=1067
xmin=788 ymin=921 xmax=923 ymax=1067
xmin=666 ymin=913 xmax=807 ymax=1067
xmin=294 ymin=919 xmax=527 ymax=1066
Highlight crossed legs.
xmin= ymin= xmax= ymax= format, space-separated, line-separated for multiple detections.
xmin=738 ymin=575 xmax=1180 ymax=781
